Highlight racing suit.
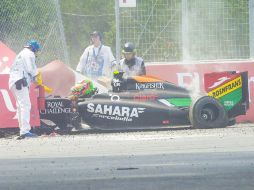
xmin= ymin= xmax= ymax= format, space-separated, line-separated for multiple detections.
xmin=119 ymin=56 xmax=146 ymax=78
xmin=9 ymin=48 xmax=38 ymax=135
xmin=76 ymin=44 xmax=116 ymax=79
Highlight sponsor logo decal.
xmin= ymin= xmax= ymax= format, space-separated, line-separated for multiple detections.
xmin=134 ymin=94 xmax=158 ymax=101
xmin=109 ymin=94 xmax=120 ymax=101
xmin=87 ymin=103 xmax=145 ymax=122
xmin=208 ymin=76 xmax=242 ymax=99
xmin=224 ymin=100 xmax=234 ymax=107
xmin=0 ymin=89 xmax=17 ymax=119
xmin=112 ymin=78 xmax=121 ymax=87
xmin=135 ymin=82 xmax=164 ymax=90
xmin=162 ymin=120 xmax=170 ymax=124
xmin=208 ymin=77 xmax=230 ymax=89
xmin=0 ymin=89 xmax=16 ymax=112
xmin=40 ymin=101 xmax=71 ymax=114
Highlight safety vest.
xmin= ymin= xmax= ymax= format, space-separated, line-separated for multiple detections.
xmin=119 ymin=57 xmax=144 ymax=78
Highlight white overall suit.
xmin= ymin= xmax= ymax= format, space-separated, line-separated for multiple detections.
xmin=9 ymin=48 xmax=38 ymax=135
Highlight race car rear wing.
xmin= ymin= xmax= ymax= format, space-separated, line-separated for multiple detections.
xmin=204 ymin=71 xmax=249 ymax=118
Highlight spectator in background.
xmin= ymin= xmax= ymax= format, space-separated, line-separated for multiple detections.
xmin=76 ymin=31 xmax=116 ymax=80
xmin=9 ymin=40 xmax=41 ymax=139
xmin=119 ymin=42 xmax=146 ymax=78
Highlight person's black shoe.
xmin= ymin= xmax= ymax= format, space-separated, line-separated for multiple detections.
xmin=16 ymin=132 xmax=38 ymax=140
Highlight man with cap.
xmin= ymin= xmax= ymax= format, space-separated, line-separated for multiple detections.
xmin=76 ymin=31 xmax=116 ymax=80
xmin=9 ymin=40 xmax=41 ymax=139
xmin=119 ymin=42 xmax=146 ymax=78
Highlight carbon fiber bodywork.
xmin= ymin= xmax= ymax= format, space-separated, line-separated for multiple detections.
xmin=40 ymin=72 xmax=249 ymax=130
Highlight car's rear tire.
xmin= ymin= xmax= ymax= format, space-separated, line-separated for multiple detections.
xmin=189 ymin=96 xmax=228 ymax=129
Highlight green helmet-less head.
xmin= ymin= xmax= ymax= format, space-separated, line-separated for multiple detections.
xmin=71 ymin=79 xmax=94 ymax=98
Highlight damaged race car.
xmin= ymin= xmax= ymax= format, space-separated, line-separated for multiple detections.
xmin=39 ymin=71 xmax=249 ymax=131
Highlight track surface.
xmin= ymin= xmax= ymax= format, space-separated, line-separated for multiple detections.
xmin=0 ymin=124 xmax=254 ymax=190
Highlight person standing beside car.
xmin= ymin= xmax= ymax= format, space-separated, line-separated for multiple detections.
xmin=76 ymin=31 xmax=116 ymax=80
xmin=119 ymin=42 xmax=146 ymax=78
xmin=9 ymin=40 xmax=41 ymax=139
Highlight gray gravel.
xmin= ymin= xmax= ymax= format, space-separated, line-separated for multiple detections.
xmin=0 ymin=124 xmax=254 ymax=190
xmin=0 ymin=124 xmax=254 ymax=159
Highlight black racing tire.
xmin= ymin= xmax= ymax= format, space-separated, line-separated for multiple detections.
xmin=189 ymin=96 xmax=228 ymax=129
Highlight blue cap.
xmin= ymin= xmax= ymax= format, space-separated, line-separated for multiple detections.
xmin=26 ymin=40 xmax=41 ymax=52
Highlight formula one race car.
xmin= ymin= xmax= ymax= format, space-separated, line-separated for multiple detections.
xmin=39 ymin=71 xmax=249 ymax=131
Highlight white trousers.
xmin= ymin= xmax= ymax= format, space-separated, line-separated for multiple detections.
xmin=11 ymin=86 xmax=31 ymax=135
